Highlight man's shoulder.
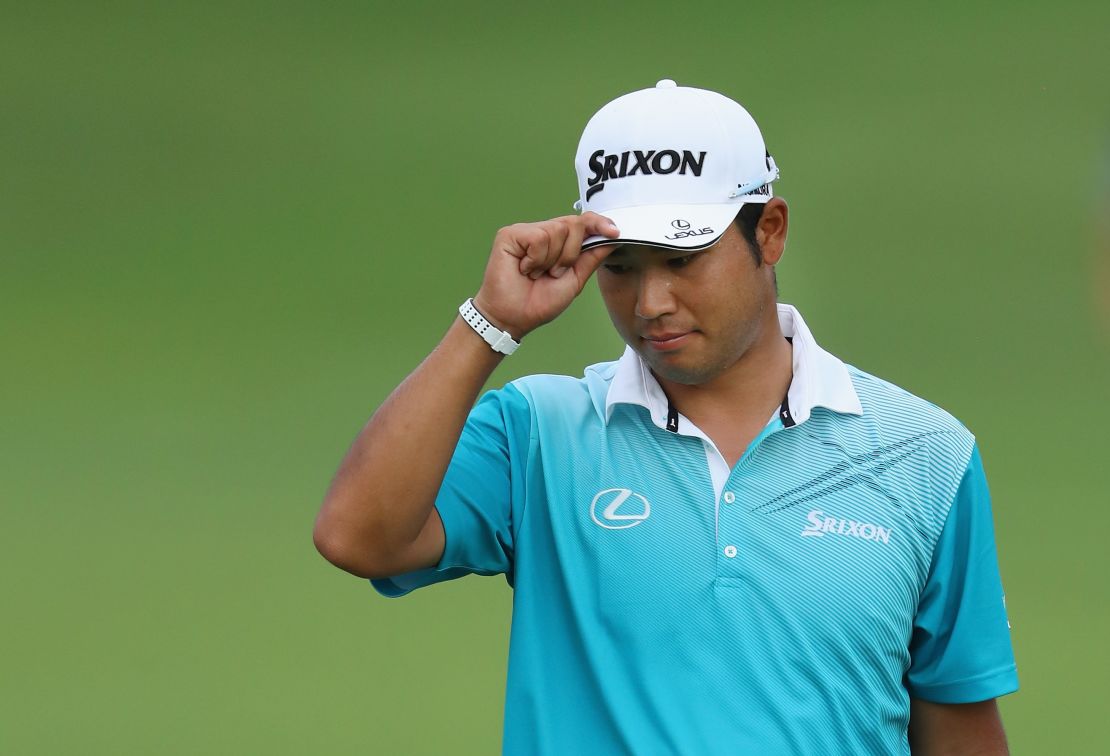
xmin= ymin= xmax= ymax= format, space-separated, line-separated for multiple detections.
xmin=828 ymin=364 xmax=982 ymax=538
xmin=507 ymin=359 xmax=618 ymax=391
xmin=497 ymin=359 xmax=619 ymax=417
xmin=839 ymin=364 xmax=977 ymax=479
xmin=834 ymin=366 xmax=981 ymax=488
xmin=844 ymin=364 xmax=971 ymax=435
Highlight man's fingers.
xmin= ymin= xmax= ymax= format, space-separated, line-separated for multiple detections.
xmin=523 ymin=220 xmax=582 ymax=279
xmin=540 ymin=212 xmax=617 ymax=281
xmin=570 ymin=242 xmax=619 ymax=285
xmin=579 ymin=211 xmax=620 ymax=241
xmin=535 ymin=222 xmax=571 ymax=278
xmin=548 ymin=222 xmax=588 ymax=278
xmin=498 ymin=215 xmax=618 ymax=281
xmin=517 ymin=227 xmax=552 ymax=278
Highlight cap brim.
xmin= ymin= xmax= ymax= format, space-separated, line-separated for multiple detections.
xmin=581 ymin=202 xmax=750 ymax=252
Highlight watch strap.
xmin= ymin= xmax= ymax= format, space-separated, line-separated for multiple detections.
xmin=458 ymin=298 xmax=520 ymax=355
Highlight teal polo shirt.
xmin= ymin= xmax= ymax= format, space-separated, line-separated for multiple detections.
xmin=373 ymin=304 xmax=1018 ymax=755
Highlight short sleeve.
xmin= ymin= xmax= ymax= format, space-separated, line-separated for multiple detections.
xmin=371 ymin=384 xmax=530 ymax=597
xmin=906 ymin=444 xmax=1019 ymax=703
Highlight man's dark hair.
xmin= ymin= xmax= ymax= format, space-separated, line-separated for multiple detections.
xmin=734 ymin=203 xmax=765 ymax=265
xmin=734 ymin=202 xmax=778 ymax=294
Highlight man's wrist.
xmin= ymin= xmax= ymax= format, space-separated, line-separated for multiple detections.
xmin=471 ymin=294 xmax=524 ymax=340
xmin=459 ymin=298 xmax=521 ymax=355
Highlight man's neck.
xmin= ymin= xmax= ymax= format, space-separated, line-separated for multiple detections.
xmin=654 ymin=317 xmax=794 ymax=434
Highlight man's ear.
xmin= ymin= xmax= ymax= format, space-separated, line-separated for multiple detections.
xmin=756 ymin=198 xmax=789 ymax=266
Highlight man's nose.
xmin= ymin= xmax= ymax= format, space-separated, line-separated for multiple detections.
xmin=635 ymin=268 xmax=678 ymax=320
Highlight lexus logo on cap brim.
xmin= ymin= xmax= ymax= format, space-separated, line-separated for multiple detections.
xmin=665 ymin=223 xmax=714 ymax=240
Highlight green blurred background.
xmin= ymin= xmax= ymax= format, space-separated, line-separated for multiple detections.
xmin=4 ymin=1 xmax=1109 ymax=752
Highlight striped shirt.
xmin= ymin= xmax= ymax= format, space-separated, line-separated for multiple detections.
xmin=374 ymin=303 xmax=1018 ymax=755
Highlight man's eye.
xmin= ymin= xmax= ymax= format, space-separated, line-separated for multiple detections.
xmin=667 ymin=254 xmax=698 ymax=268
xmin=603 ymin=264 xmax=630 ymax=274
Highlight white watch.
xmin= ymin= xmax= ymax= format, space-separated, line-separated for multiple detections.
xmin=458 ymin=298 xmax=520 ymax=355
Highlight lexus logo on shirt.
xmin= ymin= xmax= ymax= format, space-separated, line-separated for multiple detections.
xmin=590 ymin=488 xmax=651 ymax=529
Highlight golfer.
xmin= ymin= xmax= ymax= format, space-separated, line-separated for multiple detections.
xmin=314 ymin=79 xmax=1018 ymax=754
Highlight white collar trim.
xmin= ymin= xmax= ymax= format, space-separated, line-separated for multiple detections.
xmin=604 ymin=303 xmax=863 ymax=428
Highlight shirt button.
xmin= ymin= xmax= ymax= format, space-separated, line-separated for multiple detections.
xmin=722 ymin=491 xmax=736 ymax=504
xmin=723 ymin=545 xmax=738 ymax=558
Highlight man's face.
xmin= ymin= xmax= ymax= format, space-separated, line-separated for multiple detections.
xmin=596 ymin=223 xmax=777 ymax=386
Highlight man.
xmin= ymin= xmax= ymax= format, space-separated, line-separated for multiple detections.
xmin=314 ymin=80 xmax=1018 ymax=754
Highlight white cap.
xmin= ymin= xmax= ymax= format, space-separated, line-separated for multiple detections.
xmin=574 ymin=79 xmax=779 ymax=251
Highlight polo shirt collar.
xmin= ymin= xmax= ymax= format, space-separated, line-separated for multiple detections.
xmin=604 ymin=303 xmax=863 ymax=428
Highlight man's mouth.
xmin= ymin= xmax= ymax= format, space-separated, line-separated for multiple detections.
xmin=641 ymin=331 xmax=694 ymax=352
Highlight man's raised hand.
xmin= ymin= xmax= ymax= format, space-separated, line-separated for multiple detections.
xmin=473 ymin=212 xmax=619 ymax=340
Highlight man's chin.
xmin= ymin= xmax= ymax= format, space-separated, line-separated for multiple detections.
xmin=639 ymin=351 xmax=715 ymax=387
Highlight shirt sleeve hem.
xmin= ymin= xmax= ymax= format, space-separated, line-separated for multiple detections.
xmin=369 ymin=576 xmax=411 ymax=598
xmin=908 ymin=664 xmax=1019 ymax=703
xmin=368 ymin=563 xmax=482 ymax=598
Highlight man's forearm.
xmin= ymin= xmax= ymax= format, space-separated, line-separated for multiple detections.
xmin=908 ymin=698 xmax=1009 ymax=755
xmin=313 ymin=317 xmax=503 ymax=577
xmin=314 ymin=212 xmax=619 ymax=577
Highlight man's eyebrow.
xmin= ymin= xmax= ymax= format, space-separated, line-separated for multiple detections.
xmin=605 ymin=245 xmax=706 ymax=260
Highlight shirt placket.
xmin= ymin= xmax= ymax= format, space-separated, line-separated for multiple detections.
xmin=714 ymin=418 xmax=785 ymax=577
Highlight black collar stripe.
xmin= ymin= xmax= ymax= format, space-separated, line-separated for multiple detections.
xmin=780 ymin=393 xmax=796 ymax=428
xmin=666 ymin=403 xmax=679 ymax=433
xmin=665 ymin=392 xmax=795 ymax=434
